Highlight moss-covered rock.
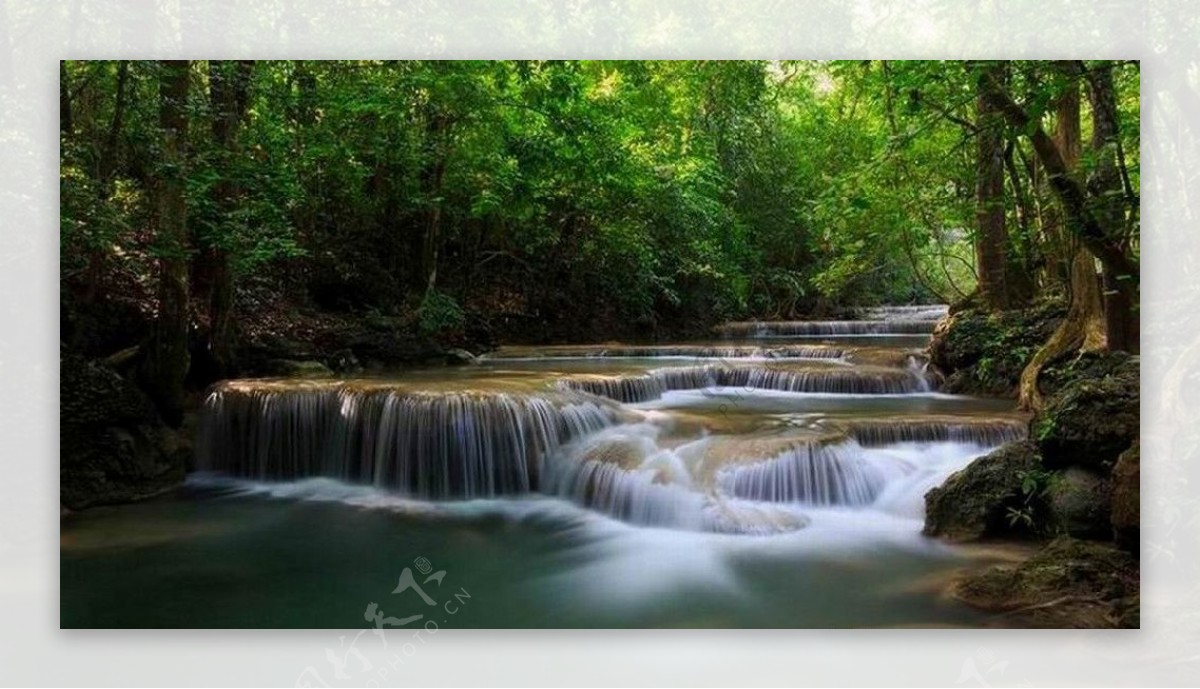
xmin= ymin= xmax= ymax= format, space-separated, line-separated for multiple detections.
xmin=1032 ymin=355 xmax=1138 ymax=471
xmin=923 ymin=441 xmax=1042 ymax=540
xmin=1045 ymin=467 xmax=1112 ymax=540
xmin=953 ymin=537 xmax=1139 ymax=628
xmin=928 ymin=296 xmax=1065 ymax=397
xmin=1111 ymin=441 xmax=1140 ymax=553
xmin=60 ymin=349 xmax=187 ymax=509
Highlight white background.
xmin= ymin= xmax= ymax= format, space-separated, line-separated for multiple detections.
xmin=1 ymin=1 xmax=1196 ymax=685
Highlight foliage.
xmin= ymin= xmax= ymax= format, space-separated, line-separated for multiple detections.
xmin=59 ymin=60 xmax=1139 ymax=345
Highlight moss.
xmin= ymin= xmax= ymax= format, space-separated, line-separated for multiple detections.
xmin=954 ymin=537 xmax=1139 ymax=628
xmin=928 ymin=296 xmax=1066 ymax=397
xmin=1033 ymin=355 xmax=1139 ymax=471
xmin=923 ymin=441 xmax=1044 ymax=540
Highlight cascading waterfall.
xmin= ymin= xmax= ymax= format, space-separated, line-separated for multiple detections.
xmin=854 ymin=304 xmax=949 ymax=322
xmin=557 ymin=364 xmax=929 ymax=403
xmin=712 ymin=439 xmax=914 ymax=506
xmin=716 ymin=319 xmax=939 ymax=338
xmin=834 ymin=418 xmax=1027 ymax=447
xmin=198 ymin=381 xmax=619 ymax=498
xmin=483 ymin=344 xmax=847 ymax=360
xmin=192 ymin=308 xmax=1020 ymax=537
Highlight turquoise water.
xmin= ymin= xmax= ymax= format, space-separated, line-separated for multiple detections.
xmin=62 ymin=318 xmax=1020 ymax=628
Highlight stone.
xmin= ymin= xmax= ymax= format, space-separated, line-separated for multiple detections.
xmin=1111 ymin=441 xmax=1140 ymax=553
xmin=923 ymin=441 xmax=1041 ymax=540
xmin=953 ymin=537 xmax=1138 ymax=628
xmin=60 ymin=349 xmax=187 ymax=509
xmin=1046 ymin=467 xmax=1112 ymax=540
xmin=1033 ymin=356 xmax=1138 ymax=471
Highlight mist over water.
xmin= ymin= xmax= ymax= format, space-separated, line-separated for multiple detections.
xmin=62 ymin=305 xmax=1028 ymax=627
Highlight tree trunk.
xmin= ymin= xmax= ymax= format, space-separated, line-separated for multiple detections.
xmin=978 ymin=68 xmax=1139 ymax=310
xmin=97 ymin=60 xmax=128 ymax=198
xmin=140 ymin=60 xmax=191 ymax=425
xmin=203 ymin=60 xmax=253 ymax=377
xmin=59 ymin=61 xmax=72 ymax=134
xmin=421 ymin=113 xmax=448 ymax=294
xmin=1084 ymin=62 xmax=1139 ymax=353
xmin=973 ymin=61 xmax=1010 ymax=310
xmin=1016 ymin=65 xmax=1107 ymax=409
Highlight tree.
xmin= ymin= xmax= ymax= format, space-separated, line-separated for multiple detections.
xmin=138 ymin=60 xmax=191 ymax=425
xmin=201 ymin=59 xmax=254 ymax=376
xmin=972 ymin=61 xmax=1011 ymax=310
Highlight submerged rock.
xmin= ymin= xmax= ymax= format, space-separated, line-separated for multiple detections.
xmin=60 ymin=350 xmax=187 ymax=509
xmin=953 ymin=537 xmax=1139 ymax=628
xmin=923 ymin=441 xmax=1041 ymax=540
xmin=1032 ymin=355 xmax=1138 ymax=471
xmin=1045 ymin=467 xmax=1112 ymax=540
xmin=1111 ymin=441 xmax=1140 ymax=553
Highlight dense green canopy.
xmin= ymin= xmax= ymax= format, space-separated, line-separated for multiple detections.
xmin=61 ymin=60 xmax=1138 ymax=348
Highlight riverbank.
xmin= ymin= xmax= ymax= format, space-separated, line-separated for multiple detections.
xmin=924 ymin=297 xmax=1140 ymax=628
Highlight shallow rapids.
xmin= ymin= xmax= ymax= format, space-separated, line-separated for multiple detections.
xmin=62 ymin=305 xmax=1035 ymax=627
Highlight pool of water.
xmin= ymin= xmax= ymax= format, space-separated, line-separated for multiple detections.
xmin=61 ymin=312 xmax=1025 ymax=628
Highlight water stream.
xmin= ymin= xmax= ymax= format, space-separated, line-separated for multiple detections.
xmin=61 ymin=306 xmax=1029 ymax=628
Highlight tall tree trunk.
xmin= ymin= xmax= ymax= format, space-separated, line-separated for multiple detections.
xmin=1017 ymin=71 xmax=1106 ymax=409
xmin=977 ymin=68 xmax=1139 ymax=309
xmin=204 ymin=60 xmax=253 ymax=377
xmin=139 ymin=60 xmax=191 ymax=425
xmin=59 ymin=61 xmax=72 ymax=134
xmin=973 ymin=61 xmax=1010 ymax=310
xmin=97 ymin=60 xmax=128 ymax=198
xmin=421 ymin=113 xmax=448 ymax=294
xmin=1084 ymin=62 xmax=1139 ymax=353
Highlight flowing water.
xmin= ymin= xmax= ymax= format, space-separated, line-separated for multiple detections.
xmin=61 ymin=305 xmax=1029 ymax=628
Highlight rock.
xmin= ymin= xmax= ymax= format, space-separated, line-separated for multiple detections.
xmin=263 ymin=359 xmax=334 ymax=377
xmin=1111 ymin=441 xmax=1140 ymax=553
xmin=60 ymin=349 xmax=187 ymax=510
xmin=953 ymin=537 xmax=1138 ymax=628
xmin=927 ymin=297 xmax=1065 ymax=397
xmin=329 ymin=348 xmax=362 ymax=374
xmin=445 ymin=348 xmax=477 ymax=365
xmin=923 ymin=441 xmax=1041 ymax=540
xmin=1046 ymin=467 xmax=1112 ymax=540
xmin=1032 ymin=356 xmax=1138 ymax=471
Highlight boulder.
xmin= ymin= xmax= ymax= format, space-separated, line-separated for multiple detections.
xmin=262 ymin=359 xmax=334 ymax=378
xmin=1045 ymin=467 xmax=1112 ymax=540
xmin=329 ymin=348 xmax=362 ymax=374
xmin=1111 ymin=441 xmax=1140 ymax=553
xmin=923 ymin=441 xmax=1041 ymax=540
xmin=953 ymin=537 xmax=1138 ymax=628
xmin=927 ymin=297 xmax=1065 ymax=397
xmin=1032 ymin=356 xmax=1138 ymax=471
xmin=60 ymin=349 xmax=187 ymax=509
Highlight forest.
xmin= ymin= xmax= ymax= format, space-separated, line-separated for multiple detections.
xmin=61 ymin=60 xmax=1138 ymax=409
xmin=61 ymin=60 xmax=1141 ymax=630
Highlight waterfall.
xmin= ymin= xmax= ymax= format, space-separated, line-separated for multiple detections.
xmin=854 ymin=304 xmax=949 ymax=321
xmin=716 ymin=319 xmax=938 ymax=338
xmin=483 ymin=344 xmax=847 ymax=360
xmin=835 ymin=418 xmax=1027 ymax=447
xmin=198 ymin=381 xmax=619 ymax=499
xmin=713 ymin=439 xmax=913 ymax=507
xmin=557 ymin=364 xmax=929 ymax=403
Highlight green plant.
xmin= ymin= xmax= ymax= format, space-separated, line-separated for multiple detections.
xmin=1006 ymin=468 xmax=1055 ymax=531
xmin=417 ymin=289 xmax=465 ymax=338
